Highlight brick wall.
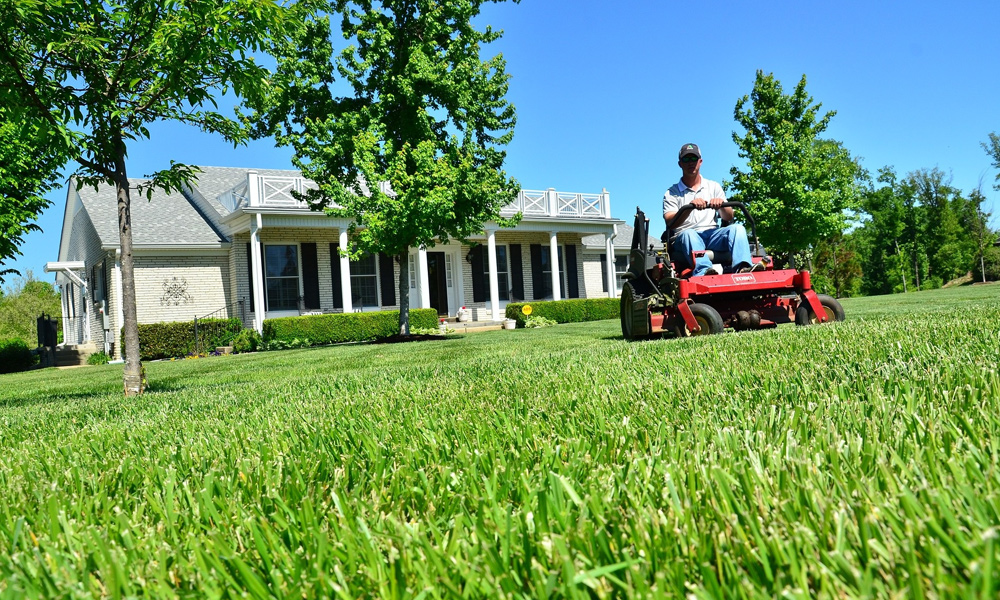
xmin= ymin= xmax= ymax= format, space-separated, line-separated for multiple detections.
xmin=132 ymin=254 xmax=231 ymax=324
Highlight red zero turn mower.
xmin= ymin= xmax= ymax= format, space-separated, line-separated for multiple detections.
xmin=620 ymin=203 xmax=845 ymax=339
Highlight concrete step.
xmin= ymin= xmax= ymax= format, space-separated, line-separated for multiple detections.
xmin=53 ymin=344 xmax=98 ymax=367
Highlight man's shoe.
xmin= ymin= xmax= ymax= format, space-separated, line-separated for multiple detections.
xmin=702 ymin=267 xmax=719 ymax=276
xmin=738 ymin=262 xmax=766 ymax=274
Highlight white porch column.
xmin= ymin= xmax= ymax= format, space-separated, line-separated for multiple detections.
xmin=605 ymin=236 xmax=617 ymax=298
xmin=339 ymin=229 xmax=353 ymax=312
xmin=549 ymin=231 xmax=561 ymax=301
xmin=250 ymin=214 xmax=266 ymax=333
xmin=417 ymin=247 xmax=431 ymax=308
xmin=487 ymin=228 xmax=501 ymax=321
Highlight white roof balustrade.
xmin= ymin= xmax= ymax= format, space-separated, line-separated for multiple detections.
xmin=217 ymin=171 xmax=612 ymax=220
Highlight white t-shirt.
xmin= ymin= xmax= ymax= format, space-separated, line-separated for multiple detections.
xmin=663 ymin=177 xmax=726 ymax=233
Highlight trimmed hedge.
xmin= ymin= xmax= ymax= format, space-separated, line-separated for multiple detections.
xmin=505 ymin=298 xmax=620 ymax=327
xmin=124 ymin=318 xmax=244 ymax=360
xmin=0 ymin=338 xmax=35 ymax=374
xmin=263 ymin=309 xmax=439 ymax=346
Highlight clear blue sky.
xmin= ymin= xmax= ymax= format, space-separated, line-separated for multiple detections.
xmin=9 ymin=0 xmax=1000 ymax=287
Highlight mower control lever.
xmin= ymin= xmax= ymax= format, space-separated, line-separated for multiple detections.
xmin=665 ymin=201 xmax=760 ymax=256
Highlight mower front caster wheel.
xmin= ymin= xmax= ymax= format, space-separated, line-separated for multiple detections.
xmin=795 ymin=294 xmax=846 ymax=325
xmin=685 ymin=303 xmax=725 ymax=336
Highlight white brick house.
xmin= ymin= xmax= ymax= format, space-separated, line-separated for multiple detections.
xmin=46 ymin=166 xmax=628 ymax=357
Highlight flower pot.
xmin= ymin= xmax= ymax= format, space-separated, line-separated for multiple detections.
xmin=503 ymin=319 xmax=517 ymax=330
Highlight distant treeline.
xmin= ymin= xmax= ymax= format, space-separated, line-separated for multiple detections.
xmin=809 ymin=167 xmax=997 ymax=297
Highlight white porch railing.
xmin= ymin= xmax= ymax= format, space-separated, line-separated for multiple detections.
xmin=218 ymin=173 xmax=611 ymax=219
xmin=500 ymin=188 xmax=610 ymax=219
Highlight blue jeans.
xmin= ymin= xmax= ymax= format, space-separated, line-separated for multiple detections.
xmin=673 ymin=225 xmax=752 ymax=276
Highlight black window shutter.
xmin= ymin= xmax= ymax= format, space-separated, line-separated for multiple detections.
xmin=378 ymin=252 xmax=396 ymax=306
xmin=470 ymin=244 xmax=486 ymax=302
xmin=301 ymin=243 xmax=320 ymax=309
xmin=102 ymin=260 xmax=109 ymax=301
xmin=509 ymin=244 xmax=523 ymax=301
xmin=330 ymin=243 xmax=343 ymax=310
xmin=566 ymin=244 xmax=579 ymax=298
xmin=246 ymin=242 xmax=254 ymax=312
xmin=530 ymin=244 xmax=547 ymax=300
xmin=600 ymin=253 xmax=608 ymax=293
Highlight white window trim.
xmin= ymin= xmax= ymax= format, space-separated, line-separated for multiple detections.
xmin=263 ymin=241 xmax=303 ymax=316
xmin=540 ymin=245 xmax=568 ymax=298
xmin=349 ymin=251 xmax=382 ymax=311
xmin=484 ymin=243 xmax=512 ymax=303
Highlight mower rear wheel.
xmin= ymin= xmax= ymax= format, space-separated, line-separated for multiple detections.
xmin=620 ymin=282 xmax=639 ymax=339
xmin=795 ymin=294 xmax=846 ymax=325
xmin=687 ymin=303 xmax=725 ymax=336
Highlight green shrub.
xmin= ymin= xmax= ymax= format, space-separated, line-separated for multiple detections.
xmin=123 ymin=318 xmax=244 ymax=360
xmin=0 ymin=338 xmax=35 ymax=374
xmin=86 ymin=351 xmax=110 ymax=366
xmin=505 ymin=298 xmax=619 ymax=327
xmin=263 ymin=309 xmax=439 ymax=346
xmin=524 ymin=315 xmax=557 ymax=328
xmin=232 ymin=328 xmax=262 ymax=354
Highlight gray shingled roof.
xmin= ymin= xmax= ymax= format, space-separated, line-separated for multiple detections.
xmin=581 ymin=224 xmax=663 ymax=250
xmin=185 ymin=165 xmax=303 ymax=218
xmin=78 ymin=179 xmax=227 ymax=247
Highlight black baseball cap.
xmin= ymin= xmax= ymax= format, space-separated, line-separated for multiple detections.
xmin=678 ymin=143 xmax=701 ymax=159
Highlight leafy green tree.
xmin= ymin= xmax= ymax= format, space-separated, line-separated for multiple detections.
xmin=963 ymin=185 xmax=997 ymax=283
xmin=909 ymin=168 xmax=970 ymax=286
xmin=258 ymin=0 xmax=521 ymax=335
xmin=812 ymin=231 xmax=862 ymax=298
xmin=855 ymin=168 xmax=911 ymax=295
xmin=0 ymin=0 xmax=292 ymax=395
xmin=0 ymin=110 xmax=67 ymax=283
xmin=728 ymin=71 xmax=866 ymax=259
xmin=985 ymin=132 xmax=1000 ymax=190
xmin=0 ymin=271 xmax=61 ymax=345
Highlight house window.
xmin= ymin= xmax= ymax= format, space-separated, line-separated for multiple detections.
xmin=482 ymin=246 xmax=510 ymax=301
xmin=539 ymin=246 xmax=566 ymax=298
xmin=265 ymin=244 xmax=300 ymax=311
xmin=408 ymin=254 xmax=416 ymax=289
xmin=92 ymin=264 xmax=106 ymax=304
xmin=350 ymin=252 xmax=379 ymax=308
xmin=615 ymin=254 xmax=629 ymax=291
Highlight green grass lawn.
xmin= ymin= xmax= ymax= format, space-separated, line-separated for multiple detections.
xmin=2 ymin=284 xmax=999 ymax=598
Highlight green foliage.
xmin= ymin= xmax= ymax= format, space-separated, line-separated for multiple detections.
xmin=0 ymin=272 xmax=61 ymax=345
xmin=811 ymin=232 xmax=863 ymax=298
xmin=262 ymin=309 xmax=439 ymax=346
xmin=505 ymin=298 xmax=619 ymax=326
xmin=0 ymin=0 xmax=298 ymax=392
xmin=972 ymin=246 xmax=1000 ymax=282
xmin=123 ymin=318 xmax=244 ymax=361
xmin=0 ymin=286 xmax=1000 ymax=595
xmin=0 ymin=110 xmax=66 ymax=283
xmin=523 ymin=315 xmax=557 ymax=328
xmin=854 ymin=168 xmax=993 ymax=294
xmin=86 ymin=352 xmax=110 ymax=366
xmin=231 ymin=328 xmax=263 ymax=354
xmin=728 ymin=71 xmax=866 ymax=256
xmin=0 ymin=337 xmax=34 ymax=373
xmin=984 ymin=131 xmax=1000 ymax=190
xmin=259 ymin=0 xmax=521 ymax=334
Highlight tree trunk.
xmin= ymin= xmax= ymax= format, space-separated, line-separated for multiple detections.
xmin=114 ymin=151 xmax=144 ymax=395
xmin=397 ymin=249 xmax=410 ymax=336
xmin=895 ymin=240 xmax=907 ymax=293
